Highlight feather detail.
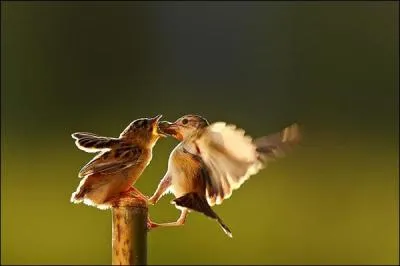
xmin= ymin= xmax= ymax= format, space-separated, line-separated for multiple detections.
xmin=172 ymin=192 xmax=232 ymax=237
xmin=255 ymin=123 xmax=301 ymax=163
xmin=72 ymin=132 xmax=120 ymax=153
xmin=195 ymin=122 xmax=301 ymax=206
xmin=195 ymin=122 xmax=262 ymax=206
xmin=78 ymin=145 xmax=142 ymax=177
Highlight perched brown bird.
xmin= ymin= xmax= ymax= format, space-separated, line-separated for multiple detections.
xmin=148 ymin=114 xmax=301 ymax=237
xmin=71 ymin=115 xmax=165 ymax=210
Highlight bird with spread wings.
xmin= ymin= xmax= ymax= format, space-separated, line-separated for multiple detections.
xmin=148 ymin=114 xmax=301 ymax=237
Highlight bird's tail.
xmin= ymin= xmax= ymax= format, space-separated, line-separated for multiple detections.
xmin=70 ymin=191 xmax=84 ymax=204
xmin=70 ymin=185 xmax=88 ymax=204
xmin=255 ymin=123 xmax=302 ymax=164
xmin=172 ymin=192 xmax=233 ymax=238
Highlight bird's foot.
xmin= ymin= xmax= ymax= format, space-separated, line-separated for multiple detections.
xmin=125 ymin=187 xmax=148 ymax=205
xmin=145 ymin=211 xmax=187 ymax=231
xmin=108 ymin=189 xmax=148 ymax=208
xmin=147 ymin=218 xmax=159 ymax=231
xmin=147 ymin=195 xmax=156 ymax=205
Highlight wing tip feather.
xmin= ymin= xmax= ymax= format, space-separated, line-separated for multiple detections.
xmin=282 ymin=123 xmax=302 ymax=144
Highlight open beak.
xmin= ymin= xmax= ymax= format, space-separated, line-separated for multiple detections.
xmin=158 ymin=120 xmax=182 ymax=140
xmin=150 ymin=115 xmax=165 ymax=137
xmin=150 ymin=114 xmax=163 ymax=125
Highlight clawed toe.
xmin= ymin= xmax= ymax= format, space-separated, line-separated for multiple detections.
xmin=147 ymin=196 xmax=156 ymax=205
xmin=147 ymin=219 xmax=159 ymax=231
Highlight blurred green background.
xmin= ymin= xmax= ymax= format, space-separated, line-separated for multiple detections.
xmin=1 ymin=1 xmax=398 ymax=265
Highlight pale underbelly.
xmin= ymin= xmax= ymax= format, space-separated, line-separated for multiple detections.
xmin=84 ymin=167 xmax=144 ymax=204
xmin=170 ymin=171 xmax=195 ymax=198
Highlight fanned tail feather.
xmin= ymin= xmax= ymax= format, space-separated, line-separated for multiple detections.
xmin=70 ymin=190 xmax=85 ymax=203
xmin=70 ymin=178 xmax=89 ymax=203
xmin=172 ymin=192 xmax=233 ymax=238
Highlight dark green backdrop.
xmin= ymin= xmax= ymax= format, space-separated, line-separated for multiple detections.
xmin=1 ymin=1 xmax=398 ymax=264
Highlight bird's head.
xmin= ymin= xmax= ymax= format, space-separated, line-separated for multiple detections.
xmin=158 ymin=114 xmax=209 ymax=141
xmin=120 ymin=114 xmax=166 ymax=146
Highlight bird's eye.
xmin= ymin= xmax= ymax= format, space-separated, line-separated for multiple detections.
xmin=182 ymin=118 xmax=188 ymax=125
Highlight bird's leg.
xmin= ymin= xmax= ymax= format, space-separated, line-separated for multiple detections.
xmin=126 ymin=186 xmax=148 ymax=202
xmin=108 ymin=187 xmax=147 ymax=207
xmin=147 ymin=208 xmax=188 ymax=230
xmin=148 ymin=175 xmax=171 ymax=205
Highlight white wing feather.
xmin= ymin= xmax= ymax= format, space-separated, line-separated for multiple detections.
xmin=196 ymin=122 xmax=263 ymax=206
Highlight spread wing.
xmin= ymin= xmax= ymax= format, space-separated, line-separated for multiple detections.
xmin=72 ymin=132 xmax=120 ymax=153
xmin=196 ymin=122 xmax=301 ymax=206
xmin=254 ymin=123 xmax=301 ymax=163
xmin=78 ymin=144 xmax=143 ymax=177
xmin=196 ymin=122 xmax=263 ymax=206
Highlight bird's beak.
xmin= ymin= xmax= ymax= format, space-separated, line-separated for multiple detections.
xmin=150 ymin=114 xmax=163 ymax=124
xmin=158 ymin=120 xmax=183 ymax=140
xmin=150 ymin=115 xmax=165 ymax=137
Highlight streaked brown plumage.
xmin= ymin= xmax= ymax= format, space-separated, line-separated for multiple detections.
xmin=148 ymin=114 xmax=301 ymax=237
xmin=70 ymin=114 xmax=165 ymax=210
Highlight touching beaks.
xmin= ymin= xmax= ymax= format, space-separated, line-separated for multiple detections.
xmin=157 ymin=121 xmax=183 ymax=140
xmin=156 ymin=120 xmax=171 ymax=137
xmin=150 ymin=115 xmax=167 ymax=137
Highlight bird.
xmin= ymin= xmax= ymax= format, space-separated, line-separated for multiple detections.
xmin=70 ymin=114 xmax=165 ymax=210
xmin=147 ymin=114 xmax=301 ymax=237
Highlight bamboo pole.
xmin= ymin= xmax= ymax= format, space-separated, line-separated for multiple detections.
xmin=112 ymin=196 xmax=148 ymax=265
